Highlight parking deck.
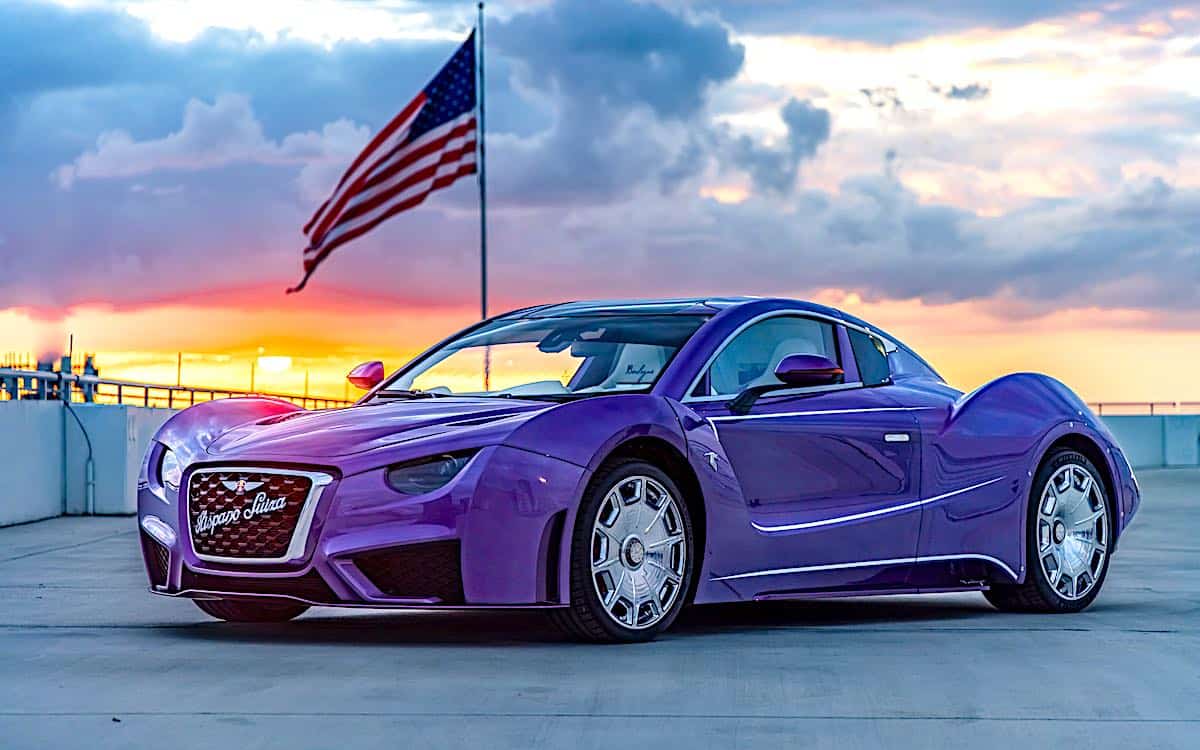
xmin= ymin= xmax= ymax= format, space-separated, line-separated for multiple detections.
xmin=1 ymin=470 xmax=1197 ymax=749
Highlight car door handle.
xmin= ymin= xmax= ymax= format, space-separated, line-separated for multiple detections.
xmin=884 ymin=433 xmax=911 ymax=443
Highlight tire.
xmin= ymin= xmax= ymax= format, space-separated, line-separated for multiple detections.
xmin=193 ymin=598 xmax=310 ymax=623
xmin=985 ymin=448 xmax=1113 ymax=613
xmin=549 ymin=459 xmax=695 ymax=643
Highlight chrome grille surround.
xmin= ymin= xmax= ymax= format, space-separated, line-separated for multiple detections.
xmin=185 ymin=466 xmax=333 ymax=565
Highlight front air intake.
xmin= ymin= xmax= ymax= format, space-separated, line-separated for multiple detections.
xmin=352 ymin=541 xmax=465 ymax=604
xmin=140 ymin=531 xmax=170 ymax=588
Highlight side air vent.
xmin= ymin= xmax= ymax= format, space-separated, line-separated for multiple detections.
xmin=353 ymin=541 xmax=465 ymax=604
xmin=140 ymin=531 xmax=170 ymax=588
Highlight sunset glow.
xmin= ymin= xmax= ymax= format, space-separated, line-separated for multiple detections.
xmin=3 ymin=1 xmax=1198 ymax=405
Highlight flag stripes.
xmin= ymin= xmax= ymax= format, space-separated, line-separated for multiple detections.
xmin=288 ymin=30 xmax=477 ymax=293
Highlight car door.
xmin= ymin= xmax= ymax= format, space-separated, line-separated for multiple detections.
xmin=685 ymin=314 xmax=923 ymax=590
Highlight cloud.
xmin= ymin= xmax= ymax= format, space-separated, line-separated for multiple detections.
xmin=495 ymin=0 xmax=744 ymax=121
xmin=860 ymin=87 xmax=904 ymax=112
xmin=686 ymin=0 xmax=1178 ymax=43
xmin=727 ymin=98 xmax=831 ymax=193
xmin=929 ymin=82 xmax=991 ymax=101
xmin=485 ymin=0 xmax=745 ymax=205
xmin=2 ymin=0 xmax=1199 ymax=328
xmin=52 ymin=94 xmax=370 ymax=194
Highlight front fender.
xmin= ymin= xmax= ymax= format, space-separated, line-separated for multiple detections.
xmin=502 ymin=394 xmax=688 ymax=471
xmin=153 ymin=397 xmax=302 ymax=468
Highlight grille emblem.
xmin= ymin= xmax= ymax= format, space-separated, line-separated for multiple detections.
xmin=222 ymin=478 xmax=264 ymax=495
xmin=194 ymin=491 xmax=288 ymax=537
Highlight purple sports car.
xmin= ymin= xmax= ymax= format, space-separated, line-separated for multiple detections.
xmin=137 ymin=297 xmax=1140 ymax=641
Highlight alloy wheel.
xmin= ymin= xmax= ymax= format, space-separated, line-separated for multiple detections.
xmin=589 ymin=475 xmax=688 ymax=630
xmin=1036 ymin=463 xmax=1109 ymax=601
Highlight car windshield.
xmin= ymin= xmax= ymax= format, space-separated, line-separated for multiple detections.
xmin=379 ymin=314 xmax=708 ymax=400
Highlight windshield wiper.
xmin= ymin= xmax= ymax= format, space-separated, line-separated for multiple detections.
xmin=474 ymin=392 xmax=594 ymax=402
xmin=372 ymin=389 xmax=440 ymax=400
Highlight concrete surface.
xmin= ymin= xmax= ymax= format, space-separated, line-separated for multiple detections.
xmin=0 ymin=470 xmax=1197 ymax=749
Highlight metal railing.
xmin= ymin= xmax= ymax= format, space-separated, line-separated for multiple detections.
xmin=1088 ymin=401 xmax=1200 ymax=416
xmin=0 ymin=368 xmax=354 ymax=410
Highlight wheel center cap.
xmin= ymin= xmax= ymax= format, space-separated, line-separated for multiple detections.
xmin=624 ymin=537 xmax=646 ymax=567
xmin=1053 ymin=520 xmax=1067 ymax=544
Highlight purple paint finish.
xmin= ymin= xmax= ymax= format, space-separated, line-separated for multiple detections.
xmin=137 ymin=297 xmax=1140 ymax=613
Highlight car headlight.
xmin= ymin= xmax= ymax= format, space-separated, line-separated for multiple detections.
xmin=159 ymin=448 xmax=183 ymax=492
xmin=385 ymin=451 xmax=476 ymax=495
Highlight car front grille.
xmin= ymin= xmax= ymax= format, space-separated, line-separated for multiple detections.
xmin=186 ymin=468 xmax=324 ymax=561
xmin=352 ymin=541 xmax=465 ymax=604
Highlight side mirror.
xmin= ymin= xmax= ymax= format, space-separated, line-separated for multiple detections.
xmin=347 ymin=361 xmax=385 ymax=391
xmin=774 ymin=353 xmax=844 ymax=387
xmin=727 ymin=353 xmax=844 ymax=415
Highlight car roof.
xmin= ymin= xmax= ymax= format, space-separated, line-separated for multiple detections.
xmin=504 ymin=296 xmax=810 ymax=318
xmin=492 ymin=296 xmax=942 ymax=379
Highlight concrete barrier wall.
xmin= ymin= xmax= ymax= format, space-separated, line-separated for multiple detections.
xmin=1102 ymin=415 xmax=1200 ymax=469
xmin=2 ymin=402 xmax=176 ymax=526
xmin=0 ymin=401 xmax=64 ymax=526
xmin=0 ymin=404 xmax=1194 ymax=526
xmin=64 ymin=405 xmax=176 ymax=516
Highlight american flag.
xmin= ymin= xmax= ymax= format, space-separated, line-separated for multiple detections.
xmin=288 ymin=31 xmax=478 ymax=293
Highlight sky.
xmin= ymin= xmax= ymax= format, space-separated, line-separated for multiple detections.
xmin=1 ymin=0 xmax=1198 ymax=402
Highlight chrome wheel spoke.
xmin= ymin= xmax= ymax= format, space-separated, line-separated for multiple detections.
xmin=1037 ymin=463 xmax=1109 ymax=601
xmin=589 ymin=474 xmax=687 ymax=631
xmin=646 ymin=533 xmax=683 ymax=550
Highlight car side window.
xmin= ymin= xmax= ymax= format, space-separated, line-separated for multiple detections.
xmin=698 ymin=316 xmax=839 ymax=397
xmin=847 ymin=329 xmax=891 ymax=386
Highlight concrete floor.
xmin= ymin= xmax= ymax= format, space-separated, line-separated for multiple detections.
xmin=1 ymin=470 xmax=1197 ymax=749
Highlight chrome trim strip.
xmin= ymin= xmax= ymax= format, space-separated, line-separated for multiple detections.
xmin=711 ymin=553 xmax=1019 ymax=582
xmin=681 ymin=309 xmax=898 ymax=403
xmin=749 ymin=476 xmax=1005 ymax=533
xmin=711 ymin=406 xmax=932 ymax=423
xmin=685 ymin=382 xmax=860 ymax=404
xmin=186 ymin=466 xmax=334 ymax=565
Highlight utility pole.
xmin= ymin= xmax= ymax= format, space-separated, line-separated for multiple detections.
xmin=176 ymin=352 xmax=182 ymax=387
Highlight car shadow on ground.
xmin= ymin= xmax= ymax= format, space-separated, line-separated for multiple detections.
xmin=157 ymin=595 xmax=1002 ymax=647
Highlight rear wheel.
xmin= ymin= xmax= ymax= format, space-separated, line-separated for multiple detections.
xmin=550 ymin=460 xmax=694 ymax=642
xmin=985 ymin=449 xmax=1112 ymax=613
xmin=193 ymin=598 xmax=309 ymax=623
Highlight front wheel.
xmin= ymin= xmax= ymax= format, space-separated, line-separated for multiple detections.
xmin=194 ymin=598 xmax=310 ymax=623
xmin=985 ymin=449 xmax=1112 ymax=613
xmin=550 ymin=460 xmax=695 ymax=642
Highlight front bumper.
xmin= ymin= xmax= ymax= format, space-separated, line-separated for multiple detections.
xmin=138 ymin=445 xmax=589 ymax=608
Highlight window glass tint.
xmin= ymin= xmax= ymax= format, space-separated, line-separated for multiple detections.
xmin=848 ymin=329 xmax=891 ymax=386
xmin=702 ymin=316 xmax=839 ymax=397
xmin=390 ymin=314 xmax=706 ymax=399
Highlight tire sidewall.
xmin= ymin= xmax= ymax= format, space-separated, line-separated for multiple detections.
xmin=570 ymin=459 xmax=695 ymax=642
xmin=1026 ymin=449 xmax=1112 ymax=612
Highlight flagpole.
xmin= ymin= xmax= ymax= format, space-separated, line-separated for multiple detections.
xmin=477 ymin=1 xmax=491 ymax=392
xmin=477 ymin=1 xmax=488 ymax=322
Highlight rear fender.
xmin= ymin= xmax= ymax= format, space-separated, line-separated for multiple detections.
xmin=926 ymin=373 xmax=1122 ymax=581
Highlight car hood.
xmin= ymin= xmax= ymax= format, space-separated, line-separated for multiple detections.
xmin=205 ymin=398 xmax=551 ymax=459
